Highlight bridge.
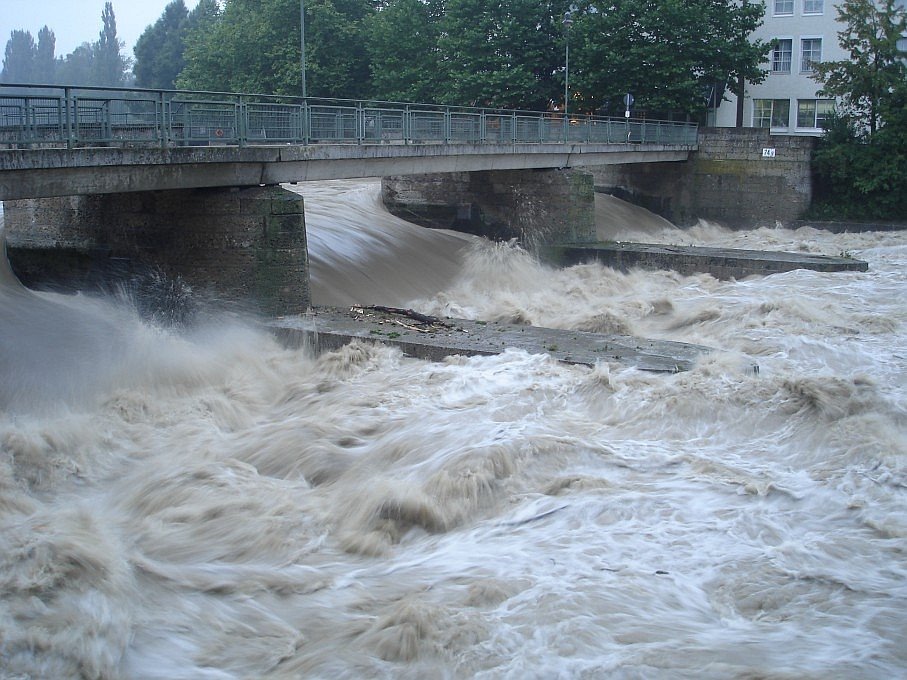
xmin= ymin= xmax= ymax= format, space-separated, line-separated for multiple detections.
xmin=0 ymin=83 xmax=696 ymax=200
xmin=1 ymin=84 xmax=698 ymax=312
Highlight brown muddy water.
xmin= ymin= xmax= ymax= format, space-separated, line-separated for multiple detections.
xmin=1 ymin=179 xmax=905 ymax=678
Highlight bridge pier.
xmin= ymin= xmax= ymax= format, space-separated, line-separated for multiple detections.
xmin=381 ymin=169 xmax=596 ymax=250
xmin=4 ymin=185 xmax=311 ymax=316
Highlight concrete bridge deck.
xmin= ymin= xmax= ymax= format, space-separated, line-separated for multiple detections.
xmin=0 ymin=142 xmax=691 ymax=201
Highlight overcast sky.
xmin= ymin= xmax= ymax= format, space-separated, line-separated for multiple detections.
xmin=1 ymin=0 xmax=201 ymax=61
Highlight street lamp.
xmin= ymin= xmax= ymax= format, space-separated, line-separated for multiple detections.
xmin=300 ymin=0 xmax=307 ymax=98
xmin=562 ymin=9 xmax=574 ymax=141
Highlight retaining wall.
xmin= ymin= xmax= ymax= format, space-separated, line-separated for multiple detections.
xmin=591 ymin=128 xmax=816 ymax=228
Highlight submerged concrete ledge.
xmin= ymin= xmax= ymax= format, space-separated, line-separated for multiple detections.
xmin=542 ymin=242 xmax=869 ymax=279
xmin=267 ymin=306 xmax=708 ymax=372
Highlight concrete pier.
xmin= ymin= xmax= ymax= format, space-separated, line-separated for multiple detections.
xmin=382 ymin=169 xmax=596 ymax=249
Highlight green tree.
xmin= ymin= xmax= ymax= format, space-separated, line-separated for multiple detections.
xmin=571 ymin=0 xmax=771 ymax=117
xmin=55 ymin=43 xmax=95 ymax=85
xmin=94 ymin=2 xmax=129 ymax=86
xmin=175 ymin=0 xmax=225 ymax=90
xmin=307 ymin=0 xmax=375 ymax=98
xmin=812 ymin=0 xmax=907 ymax=138
xmin=178 ymin=0 xmax=375 ymax=98
xmin=367 ymin=0 xmax=444 ymax=102
xmin=809 ymin=0 xmax=907 ymax=220
xmin=134 ymin=0 xmax=189 ymax=89
xmin=35 ymin=27 xmax=57 ymax=83
xmin=1 ymin=30 xmax=38 ymax=82
xmin=436 ymin=0 xmax=564 ymax=109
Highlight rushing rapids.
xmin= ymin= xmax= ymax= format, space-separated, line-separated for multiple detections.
xmin=1 ymin=179 xmax=905 ymax=678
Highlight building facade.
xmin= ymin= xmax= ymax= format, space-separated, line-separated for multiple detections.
xmin=714 ymin=0 xmax=907 ymax=135
xmin=714 ymin=0 xmax=846 ymax=135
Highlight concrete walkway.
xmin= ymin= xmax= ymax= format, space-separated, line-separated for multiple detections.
xmin=268 ymin=306 xmax=708 ymax=372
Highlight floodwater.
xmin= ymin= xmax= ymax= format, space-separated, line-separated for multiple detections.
xmin=1 ymin=180 xmax=905 ymax=679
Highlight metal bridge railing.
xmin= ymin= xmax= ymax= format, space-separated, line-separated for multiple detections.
xmin=0 ymin=83 xmax=698 ymax=150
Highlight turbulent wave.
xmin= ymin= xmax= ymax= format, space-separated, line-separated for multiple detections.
xmin=1 ymin=183 xmax=906 ymax=678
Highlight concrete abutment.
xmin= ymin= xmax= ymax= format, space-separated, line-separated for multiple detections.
xmin=590 ymin=128 xmax=816 ymax=228
xmin=4 ymin=185 xmax=311 ymax=315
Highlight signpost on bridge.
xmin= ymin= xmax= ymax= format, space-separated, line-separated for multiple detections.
xmin=623 ymin=93 xmax=634 ymax=119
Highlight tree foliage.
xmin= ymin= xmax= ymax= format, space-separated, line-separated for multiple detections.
xmin=134 ymin=0 xmax=190 ymax=89
xmin=1 ymin=30 xmax=39 ymax=83
xmin=366 ymin=0 xmax=443 ymax=102
xmin=1 ymin=3 xmax=129 ymax=86
xmin=435 ymin=0 xmax=564 ymax=109
xmin=5 ymin=0 xmax=774 ymax=120
xmin=810 ymin=0 xmax=907 ymax=220
xmin=306 ymin=0 xmax=375 ymax=98
xmin=571 ymin=0 xmax=770 ymax=117
xmin=178 ymin=0 xmax=374 ymax=97
xmin=813 ymin=0 xmax=907 ymax=137
xmin=93 ymin=2 xmax=129 ymax=87
xmin=35 ymin=27 xmax=56 ymax=81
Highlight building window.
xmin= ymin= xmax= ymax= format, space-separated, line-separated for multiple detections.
xmin=774 ymin=0 xmax=794 ymax=15
xmin=797 ymin=99 xmax=835 ymax=128
xmin=772 ymin=39 xmax=793 ymax=73
xmin=754 ymin=99 xmax=791 ymax=128
xmin=803 ymin=0 xmax=824 ymax=13
xmin=801 ymin=38 xmax=822 ymax=72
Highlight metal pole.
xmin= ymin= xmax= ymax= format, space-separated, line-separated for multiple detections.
xmin=300 ymin=0 xmax=307 ymax=99
xmin=563 ymin=10 xmax=573 ymax=143
xmin=565 ymin=37 xmax=569 ymax=119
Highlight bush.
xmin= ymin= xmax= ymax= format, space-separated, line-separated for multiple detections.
xmin=810 ymin=111 xmax=907 ymax=221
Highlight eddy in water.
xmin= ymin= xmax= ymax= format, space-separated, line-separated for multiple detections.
xmin=1 ymin=183 xmax=905 ymax=678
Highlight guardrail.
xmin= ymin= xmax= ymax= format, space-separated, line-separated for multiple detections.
xmin=0 ymin=83 xmax=698 ymax=149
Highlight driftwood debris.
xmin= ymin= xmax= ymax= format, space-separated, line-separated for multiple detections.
xmin=349 ymin=305 xmax=456 ymax=333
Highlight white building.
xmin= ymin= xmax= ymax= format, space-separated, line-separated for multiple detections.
xmin=714 ymin=0 xmax=846 ymax=135
xmin=714 ymin=0 xmax=907 ymax=135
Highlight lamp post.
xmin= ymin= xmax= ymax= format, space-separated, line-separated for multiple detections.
xmin=562 ymin=9 xmax=574 ymax=141
xmin=300 ymin=0 xmax=307 ymax=98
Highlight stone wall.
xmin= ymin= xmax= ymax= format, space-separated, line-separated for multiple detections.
xmin=591 ymin=127 xmax=816 ymax=228
xmin=4 ymin=185 xmax=311 ymax=315
xmin=382 ymin=168 xmax=595 ymax=250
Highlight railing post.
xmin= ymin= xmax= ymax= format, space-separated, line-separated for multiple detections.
xmin=404 ymin=105 xmax=410 ymax=144
xmin=64 ymin=87 xmax=74 ymax=149
xmin=103 ymin=100 xmax=112 ymax=144
xmin=444 ymin=107 xmax=451 ymax=144
xmin=159 ymin=91 xmax=169 ymax=148
xmin=237 ymin=96 xmax=246 ymax=147
xmin=357 ymin=102 xmax=364 ymax=144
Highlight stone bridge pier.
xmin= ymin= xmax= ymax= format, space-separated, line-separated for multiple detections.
xmin=382 ymin=168 xmax=596 ymax=250
xmin=4 ymin=185 xmax=310 ymax=316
